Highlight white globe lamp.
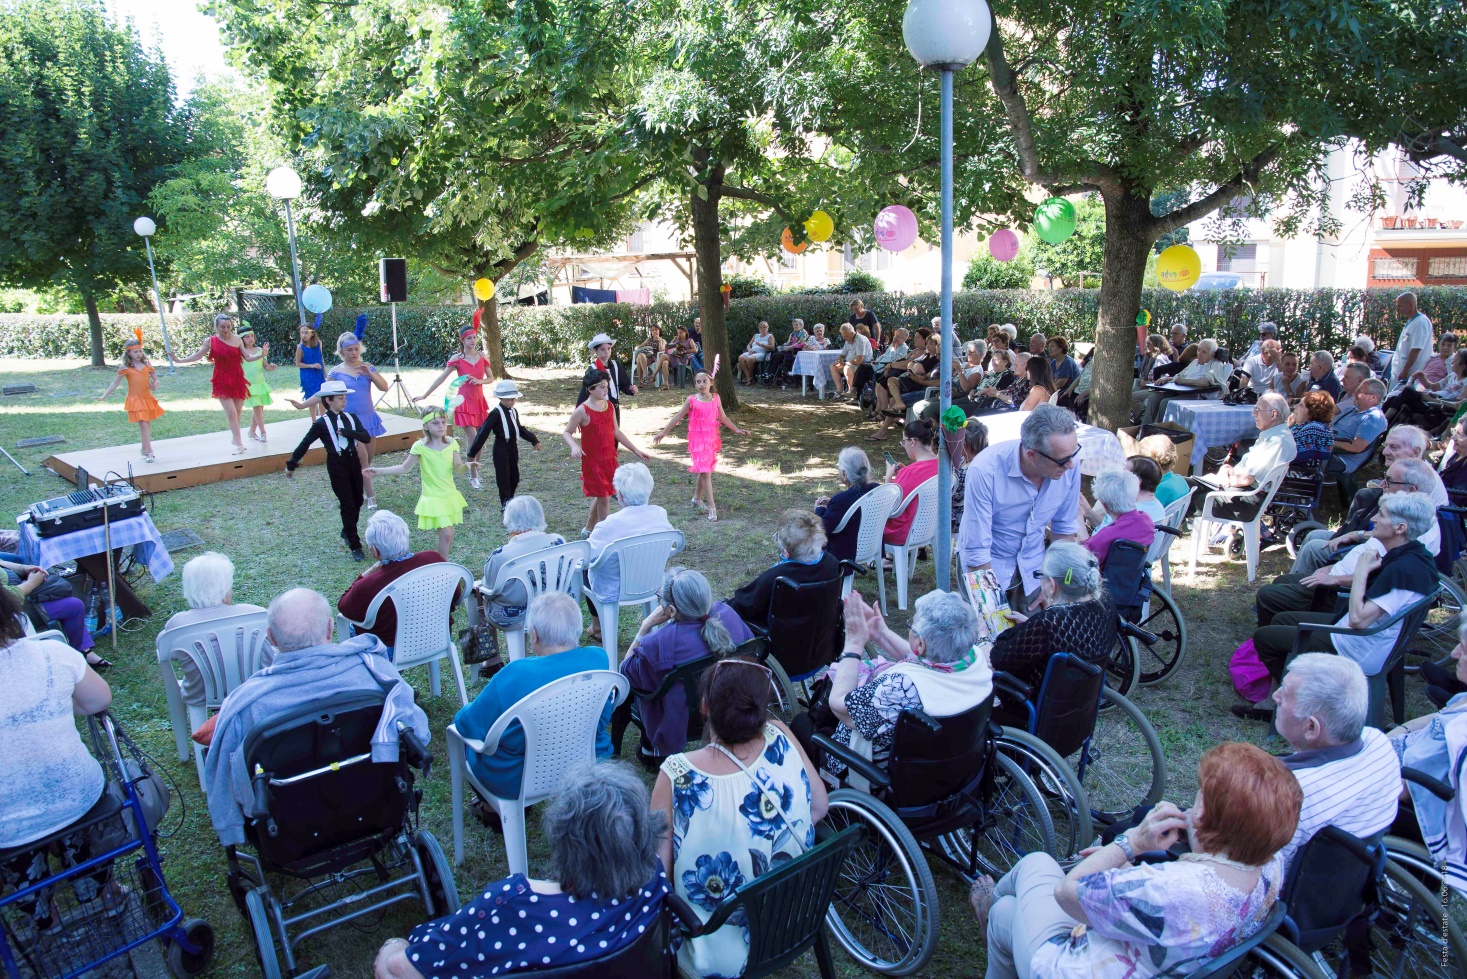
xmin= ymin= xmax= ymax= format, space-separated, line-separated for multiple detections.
xmin=133 ymin=216 xmax=156 ymax=237
xmin=902 ymin=0 xmax=992 ymax=69
xmin=265 ymin=165 xmax=303 ymax=201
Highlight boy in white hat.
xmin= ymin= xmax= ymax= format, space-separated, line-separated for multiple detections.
xmin=283 ymin=379 xmax=372 ymax=560
xmin=576 ymin=332 xmax=637 ymax=422
xmin=467 ymin=379 xmax=542 ymax=506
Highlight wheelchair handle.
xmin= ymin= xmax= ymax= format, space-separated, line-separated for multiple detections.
xmin=1119 ymin=620 xmax=1159 ymax=646
xmin=992 ymin=671 xmax=1033 ymax=704
xmin=1402 ymin=766 xmax=1456 ymax=802
xmin=398 ymin=725 xmax=432 ymax=779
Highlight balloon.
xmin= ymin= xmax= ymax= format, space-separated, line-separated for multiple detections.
xmin=781 ymin=227 xmax=808 ymax=255
xmin=988 ymin=229 xmax=1020 ymax=262
xmin=804 ymin=210 xmax=834 ymax=243
xmin=874 ymin=205 xmax=918 ymax=252
xmin=472 ymin=278 xmax=495 ymax=301
xmin=1156 ymin=244 xmax=1202 ymax=292
xmin=1034 ymin=198 xmax=1077 ymax=244
xmin=301 ymin=284 xmax=333 ymax=314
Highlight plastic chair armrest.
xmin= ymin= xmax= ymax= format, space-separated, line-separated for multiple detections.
xmin=296 ymin=967 xmax=332 ymax=979
xmin=1402 ymin=766 xmax=1457 ymax=802
xmin=667 ymin=891 xmax=708 ymax=937
xmin=810 ymin=732 xmax=891 ymax=789
xmin=447 ymin=723 xmax=489 ymax=758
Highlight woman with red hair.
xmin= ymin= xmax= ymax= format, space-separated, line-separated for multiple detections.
xmin=974 ymin=742 xmax=1301 ymax=979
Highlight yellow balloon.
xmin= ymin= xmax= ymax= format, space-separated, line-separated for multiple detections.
xmin=472 ymin=278 xmax=495 ymax=301
xmin=1156 ymin=245 xmax=1202 ymax=292
xmin=804 ymin=210 xmax=834 ymax=243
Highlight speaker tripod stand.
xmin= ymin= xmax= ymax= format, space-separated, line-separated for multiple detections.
xmin=375 ymin=301 xmax=419 ymax=414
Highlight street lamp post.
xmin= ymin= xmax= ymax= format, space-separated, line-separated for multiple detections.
xmin=132 ymin=217 xmax=177 ymax=373
xmin=902 ymin=0 xmax=991 ymax=592
xmin=266 ymin=165 xmax=307 ymax=325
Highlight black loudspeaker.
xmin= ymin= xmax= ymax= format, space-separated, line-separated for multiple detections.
xmin=379 ymin=258 xmax=408 ymax=303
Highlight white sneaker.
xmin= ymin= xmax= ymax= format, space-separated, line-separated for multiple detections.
xmin=365 ymin=496 xmax=377 ymax=510
xmin=470 ymin=476 xmax=482 ymax=490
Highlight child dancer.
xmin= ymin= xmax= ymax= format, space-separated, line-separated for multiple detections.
xmin=284 ymin=379 xmax=372 ymax=561
xmin=563 ymin=369 xmax=651 ymax=535
xmin=413 ymin=316 xmax=491 ymax=441
xmin=289 ymin=325 xmax=388 ymax=508
xmin=366 ymin=409 xmax=468 ymax=557
xmin=174 ymin=313 xmax=263 ymax=455
xmin=294 ymin=321 xmax=325 ymax=420
xmin=95 ymin=329 xmax=164 ymax=462
xmin=653 ymin=362 xmax=747 ymax=522
xmin=238 ymin=323 xmax=277 ymax=441
xmin=467 ymin=379 xmax=542 ymax=505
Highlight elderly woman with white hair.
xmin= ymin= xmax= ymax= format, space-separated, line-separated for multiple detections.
xmin=729 ymin=509 xmax=841 ymax=628
xmin=481 ymin=496 xmax=566 ymax=630
xmin=815 ymin=447 xmax=880 ymax=562
xmin=162 ymin=551 xmax=271 ymax=703
xmin=585 ymin=464 xmax=675 ymax=628
xmin=375 ymin=761 xmax=669 ymax=978
xmin=1082 ymin=468 xmax=1156 ymax=565
xmin=337 ymin=509 xmax=448 ymax=654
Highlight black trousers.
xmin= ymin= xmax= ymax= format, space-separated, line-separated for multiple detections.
xmin=852 ymin=364 xmax=875 ymax=395
xmin=327 ymin=459 xmax=364 ymax=549
xmin=492 ymin=440 xmax=520 ymax=507
xmin=1252 ymin=609 xmax=1337 ymax=683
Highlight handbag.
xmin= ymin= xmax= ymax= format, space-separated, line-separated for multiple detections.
xmin=458 ymin=590 xmax=502 ymax=667
xmin=1229 ymin=639 xmax=1272 ymax=703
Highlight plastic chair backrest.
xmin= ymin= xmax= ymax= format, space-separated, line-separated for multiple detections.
xmin=366 ymin=562 xmax=473 ymax=668
xmin=1176 ymin=899 xmax=1287 ymax=979
xmin=592 ymin=531 xmax=686 ymax=603
xmin=1281 ymin=826 xmax=1386 ymax=954
xmin=637 ymin=653 xmax=717 ymax=749
xmin=1032 ymin=653 xmax=1105 ymax=759
xmin=482 ymin=670 xmax=629 ymax=804
xmin=886 ymin=698 xmax=994 ymax=811
xmin=491 ymin=540 xmax=590 ymax=604
xmin=698 ymin=824 xmax=866 ymax=977
xmin=766 ymin=575 xmax=845 ymax=681
xmin=524 ymin=903 xmax=672 ymax=977
xmin=836 ymin=483 xmax=902 ymax=566
xmin=1146 ymin=490 xmax=1194 ymax=565
xmin=156 ymin=609 xmax=273 ymax=708
xmin=894 ymin=475 xmax=941 ymax=548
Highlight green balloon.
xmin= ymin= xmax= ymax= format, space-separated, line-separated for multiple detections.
xmin=1034 ymin=198 xmax=1077 ymax=244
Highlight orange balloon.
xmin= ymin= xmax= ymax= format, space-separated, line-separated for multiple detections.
xmin=781 ymin=227 xmax=808 ymax=255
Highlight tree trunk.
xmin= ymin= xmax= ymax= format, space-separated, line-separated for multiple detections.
xmin=1088 ymin=192 xmax=1159 ymax=431
xmin=82 ymin=289 xmax=104 ymax=367
xmin=479 ymin=297 xmax=510 ymax=379
xmin=690 ymin=167 xmax=738 ymax=409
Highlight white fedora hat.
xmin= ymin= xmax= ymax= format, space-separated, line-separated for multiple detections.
xmin=492 ymin=379 xmax=521 ymax=399
xmin=317 ymin=379 xmax=349 ymax=397
xmin=587 ymin=333 xmax=615 ymax=350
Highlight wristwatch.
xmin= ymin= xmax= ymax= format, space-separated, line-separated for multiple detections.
xmin=1113 ymin=833 xmax=1136 ymax=861
xmin=839 ymin=652 xmax=863 ymax=663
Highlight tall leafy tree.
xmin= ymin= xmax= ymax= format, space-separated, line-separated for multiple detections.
xmin=0 ymin=0 xmax=196 ymax=364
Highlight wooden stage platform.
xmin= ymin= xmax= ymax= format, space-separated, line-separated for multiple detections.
xmin=44 ymin=412 xmax=423 ymax=493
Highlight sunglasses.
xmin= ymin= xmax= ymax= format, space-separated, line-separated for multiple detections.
xmin=1031 ymin=445 xmax=1081 ymax=468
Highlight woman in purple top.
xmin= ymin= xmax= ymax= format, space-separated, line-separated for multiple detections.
xmin=1083 ymin=468 xmax=1156 ymax=566
xmin=618 ymin=568 xmax=752 ymax=765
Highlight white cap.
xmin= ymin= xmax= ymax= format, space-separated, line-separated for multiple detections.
xmin=317 ymin=379 xmax=349 ymax=397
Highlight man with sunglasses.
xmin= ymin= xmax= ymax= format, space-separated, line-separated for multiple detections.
xmin=958 ymin=404 xmax=1083 ymax=611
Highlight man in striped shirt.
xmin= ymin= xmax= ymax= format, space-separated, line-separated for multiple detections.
xmin=1273 ymin=653 xmax=1401 ymax=870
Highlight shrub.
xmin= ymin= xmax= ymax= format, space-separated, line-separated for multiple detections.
xmin=963 ymin=252 xmax=1034 ymax=290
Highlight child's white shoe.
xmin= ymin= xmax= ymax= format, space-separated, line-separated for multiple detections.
xmin=470 ymin=476 xmax=482 ymax=490
xmin=364 ymin=496 xmax=377 ymax=510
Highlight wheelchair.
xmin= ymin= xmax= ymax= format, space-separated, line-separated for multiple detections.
xmin=224 ymin=691 xmax=457 ymax=978
xmin=807 ymin=694 xmax=1057 ymax=975
xmin=1268 ymin=451 xmax=1331 ymax=558
xmin=988 ymin=653 xmax=1167 ymax=858
xmin=1406 ymin=499 xmax=1467 ymax=666
xmin=1384 ymin=767 xmax=1467 ymax=952
xmin=1101 ymin=536 xmax=1190 ymax=689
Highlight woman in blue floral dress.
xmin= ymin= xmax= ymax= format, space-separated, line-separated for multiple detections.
xmin=651 ymin=658 xmax=828 ymax=978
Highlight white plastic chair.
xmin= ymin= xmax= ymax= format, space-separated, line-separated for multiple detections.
xmin=17 ymin=613 xmax=65 ymax=644
xmin=881 ymin=476 xmax=940 ymax=613
xmin=584 ymin=530 xmax=686 ymax=670
xmin=336 ymin=562 xmax=474 ymax=706
xmin=1189 ymin=464 xmax=1289 ymax=583
xmin=833 ymin=483 xmax=903 ymax=610
xmin=447 ymin=669 xmax=629 ymax=873
xmin=476 ymin=541 xmax=592 ymax=662
xmin=1154 ymin=488 xmax=1195 ymax=593
xmin=155 ymin=610 xmax=273 ymax=791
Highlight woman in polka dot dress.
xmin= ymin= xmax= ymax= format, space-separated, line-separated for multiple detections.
xmin=373 ymin=762 xmax=669 ymax=978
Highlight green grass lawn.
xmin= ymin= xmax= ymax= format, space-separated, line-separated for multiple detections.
xmin=0 ymin=356 xmax=1428 ymax=978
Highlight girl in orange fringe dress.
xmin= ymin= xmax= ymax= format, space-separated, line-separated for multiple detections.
xmin=96 ymin=330 xmax=165 ymax=462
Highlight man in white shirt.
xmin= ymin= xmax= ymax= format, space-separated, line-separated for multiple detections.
xmin=1194 ymin=393 xmax=1296 ymax=520
xmin=1265 ymin=654 xmax=1400 ymax=864
xmin=1140 ymin=338 xmax=1232 ymax=423
xmin=1389 ymin=292 xmax=1433 ymax=393
xmin=585 ymin=463 xmax=675 ymax=605
xmin=1240 ymin=339 xmax=1281 ymax=397
xmin=1238 ymin=321 xmax=1279 ymax=365
xmin=829 ymin=323 xmax=872 ymax=398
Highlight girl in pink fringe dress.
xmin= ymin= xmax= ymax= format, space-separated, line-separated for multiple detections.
xmin=653 ymin=369 xmax=747 ymax=522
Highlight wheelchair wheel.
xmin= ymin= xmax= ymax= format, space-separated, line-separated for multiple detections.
xmin=165 ymin=918 xmax=215 ymax=978
xmin=1240 ymin=933 xmax=1332 ymax=978
xmin=1136 ymin=588 xmax=1188 ymax=686
xmin=1285 ymin=520 xmax=1326 ymax=561
xmin=1383 ymin=838 xmax=1467 ymax=941
xmin=1104 ymin=634 xmax=1140 ymax=700
xmin=414 ymin=831 xmax=460 ymax=917
xmin=764 ymin=655 xmax=800 ymax=724
xmin=992 ymin=728 xmax=1094 ymax=857
xmin=823 ymin=789 xmax=939 ymax=976
xmin=1408 ymin=573 xmax=1466 ymax=666
xmin=245 ymin=888 xmax=282 ymax=979
xmin=1071 ymin=688 xmax=1166 ymax=826
xmin=1316 ymin=859 xmax=1467 ymax=978
xmin=933 ymin=752 xmax=1057 ymax=880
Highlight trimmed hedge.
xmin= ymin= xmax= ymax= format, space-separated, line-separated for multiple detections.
xmin=6 ymin=287 xmax=1467 ymax=367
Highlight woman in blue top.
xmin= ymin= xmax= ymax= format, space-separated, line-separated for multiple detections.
xmin=293 ymin=323 xmax=325 ymax=419
xmin=1288 ymin=390 xmax=1336 ymax=461
xmin=815 ymin=447 xmax=878 ymax=562
xmin=374 ymin=761 xmax=669 ymax=978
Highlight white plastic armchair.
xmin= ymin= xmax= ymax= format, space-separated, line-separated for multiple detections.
xmin=1190 ymin=464 xmax=1289 ymax=583
xmin=881 ymin=475 xmax=940 ymax=613
xmin=833 ymin=483 xmax=903 ymax=606
xmin=1153 ymin=488 xmax=1195 ymax=592
xmin=155 ymin=609 xmax=273 ymax=791
xmin=447 ymin=669 xmax=629 ymax=873
xmin=17 ymin=613 xmax=65 ymax=644
xmin=476 ymin=541 xmax=592 ymax=662
xmin=584 ymin=530 xmax=686 ymax=669
xmin=336 ymin=562 xmax=474 ymax=707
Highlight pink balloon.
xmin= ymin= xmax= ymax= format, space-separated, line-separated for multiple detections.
xmin=988 ymin=229 xmax=1020 ymax=262
xmin=874 ymin=205 xmax=918 ymax=252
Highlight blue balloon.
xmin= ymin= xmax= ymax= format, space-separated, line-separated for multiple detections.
xmin=302 ymin=284 xmax=333 ymax=314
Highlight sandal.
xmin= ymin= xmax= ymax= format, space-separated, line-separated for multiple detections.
xmin=707 ymin=507 xmax=718 ymax=522
xmin=968 ymin=875 xmax=997 ymax=940
xmin=86 ymin=653 xmax=112 ymax=671
xmin=866 ymin=432 xmax=889 ymax=442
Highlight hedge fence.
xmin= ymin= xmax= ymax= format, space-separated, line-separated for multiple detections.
xmin=5 ymin=287 xmax=1466 ymax=368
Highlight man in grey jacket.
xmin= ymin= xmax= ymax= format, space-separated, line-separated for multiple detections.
xmin=203 ymin=587 xmax=430 ymax=847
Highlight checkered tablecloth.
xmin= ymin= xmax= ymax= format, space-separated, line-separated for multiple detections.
xmin=1163 ymin=400 xmax=1259 ymax=471
xmin=977 ymin=410 xmax=1127 ymax=477
xmin=791 ymin=349 xmax=843 ymax=396
xmin=18 ymin=513 xmax=174 ymax=582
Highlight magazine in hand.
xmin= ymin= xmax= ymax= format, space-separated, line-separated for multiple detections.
xmin=964 ymin=569 xmax=1015 ymax=640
